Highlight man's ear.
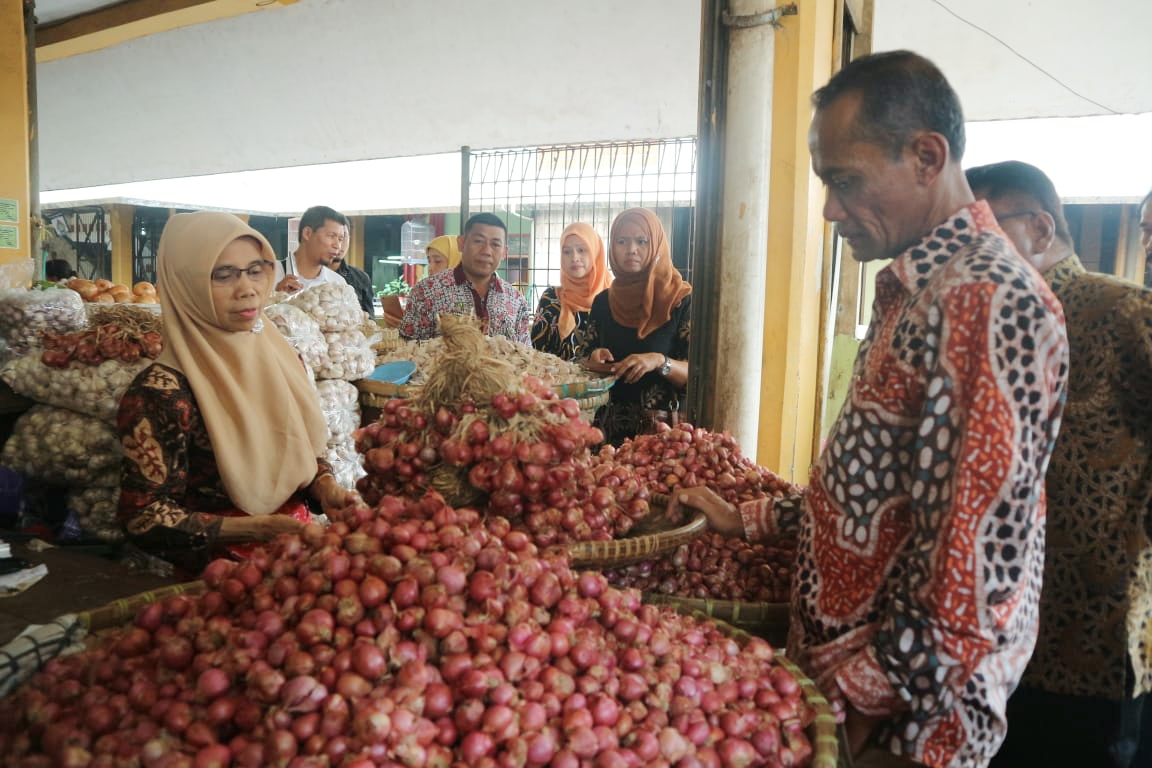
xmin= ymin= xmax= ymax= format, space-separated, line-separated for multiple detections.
xmin=908 ymin=132 xmax=949 ymax=184
xmin=300 ymin=226 xmax=313 ymax=243
xmin=1033 ymin=210 xmax=1057 ymax=254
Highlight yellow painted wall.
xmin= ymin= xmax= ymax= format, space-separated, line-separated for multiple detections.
xmin=0 ymin=3 xmax=31 ymax=267
xmin=756 ymin=0 xmax=836 ymax=482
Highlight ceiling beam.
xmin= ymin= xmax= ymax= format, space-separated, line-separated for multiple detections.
xmin=35 ymin=0 xmax=299 ymax=63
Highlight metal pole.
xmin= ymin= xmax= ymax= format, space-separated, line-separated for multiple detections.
xmin=708 ymin=0 xmax=780 ymax=455
xmin=24 ymin=0 xmax=40 ymax=276
xmin=459 ymin=145 xmax=470 ymax=228
xmin=686 ymin=0 xmax=727 ymax=430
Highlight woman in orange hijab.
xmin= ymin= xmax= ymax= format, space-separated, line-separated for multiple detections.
xmin=584 ymin=208 xmax=692 ymax=444
xmin=531 ymin=223 xmax=610 ymax=359
xmin=117 ymin=211 xmax=354 ymax=571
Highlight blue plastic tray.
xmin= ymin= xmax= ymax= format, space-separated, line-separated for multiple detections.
xmin=367 ymin=361 xmax=417 ymax=385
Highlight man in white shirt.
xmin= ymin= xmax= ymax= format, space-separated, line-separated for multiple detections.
xmin=274 ymin=206 xmax=349 ymax=293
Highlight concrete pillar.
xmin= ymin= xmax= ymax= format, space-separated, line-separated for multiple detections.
xmin=756 ymin=0 xmax=836 ymax=480
xmin=109 ymin=204 xmax=134 ymax=285
xmin=0 ymin=1 xmax=33 ymax=267
xmin=709 ymin=0 xmax=780 ymax=455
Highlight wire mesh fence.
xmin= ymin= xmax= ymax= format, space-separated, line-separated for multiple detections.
xmin=464 ymin=138 xmax=698 ymax=308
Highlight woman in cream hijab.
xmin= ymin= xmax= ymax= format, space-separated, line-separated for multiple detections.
xmin=379 ymin=234 xmax=462 ymax=328
xmin=531 ymin=222 xmax=610 ymax=360
xmin=117 ymin=211 xmax=350 ymax=570
xmin=583 ymin=208 xmax=692 ymax=445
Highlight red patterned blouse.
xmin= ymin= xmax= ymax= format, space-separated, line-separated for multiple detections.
xmin=741 ymin=202 xmax=1068 ymax=767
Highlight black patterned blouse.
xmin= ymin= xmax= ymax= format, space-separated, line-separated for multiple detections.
xmin=531 ymin=287 xmax=590 ymax=361
xmin=117 ymin=363 xmax=331 ymax=569
xmin=578 ymin=292 xmax=691 ymax=445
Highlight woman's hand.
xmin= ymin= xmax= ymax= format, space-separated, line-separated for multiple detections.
xmin=589 ymin=348 xmax=614 ymax=365
xmin=312 ymin=474 xmax=359 ymax=515
xmin=219 ymin=515 xmax=306 ymax=543
xmin=611 ymin=352 xmax=664 ymax=384
xmin=668 ymin=487 xmax=744 ymax=537
xmin=583 ymin=348 xmax=616 ymax=374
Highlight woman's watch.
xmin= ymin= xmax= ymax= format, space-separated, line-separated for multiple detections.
xmin=658 ymin=354 xmax=672 ymax=377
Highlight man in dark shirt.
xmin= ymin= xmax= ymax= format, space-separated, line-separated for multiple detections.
xmin=332 ymin=230 xmax=375 ymax=318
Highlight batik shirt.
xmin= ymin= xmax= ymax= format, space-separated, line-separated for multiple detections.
xmin=117 ymin=364 xmax=332 ymax=568
xmin=531 ymin=287 xmax=590 ymax=360
xmin=400 ymin=265 xmax=532 ymax=344
xmin=740 ymin=202 xmax=1068 ymax=768
xmin=1020 ymin=255 xmax=1152 ymax=701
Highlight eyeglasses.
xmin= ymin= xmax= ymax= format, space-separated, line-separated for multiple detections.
xmin=211 ymin=260 xmax=274 ymax=284
xmin=995 ymin=210 xmax=1041 ymax=222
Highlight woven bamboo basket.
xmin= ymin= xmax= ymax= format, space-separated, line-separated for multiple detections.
xmin=356 ymin=376 xmax=615 ymax=416
xmin=644 ymin=593 xmax=791 ymax=647
xmin=679 ymin=611 xmax=840 ymax=768
xmin=551 ymin=376 xmax=615 ymax=398
xmin=0 ymin=581 xmax=206 ymax=698
xmin=355 ymin=377 xmax=410 ymax=410
xmin=566 ymin=493 xmax=708 ymax=568
xmin=80 ymin=580 xmax=206 ymax=632
xmin=576 ymin=388 xmax=611 ymax=423
xmin=13 ymin=586 xmax=837 ymax=768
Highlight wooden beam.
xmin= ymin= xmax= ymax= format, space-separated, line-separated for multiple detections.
xmin=36 ymin=0 xmax=299 ymax=63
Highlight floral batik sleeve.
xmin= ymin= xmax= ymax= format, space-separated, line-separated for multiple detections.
xmin=532 ymin=288 xmax=563 ymax=356
xmin=574 ymin=316 xmax=601 ymax=364
xmin=116 ymin=366 xmax=223 ymax=554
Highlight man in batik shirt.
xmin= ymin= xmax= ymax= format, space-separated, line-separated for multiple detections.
xmin=966 ymin=161 xmax=1152 ymax=768
xmin=673 ymin=52 xmax=1068 ymax=768
xmin=400 ymin=212 xmax=532 ymax=344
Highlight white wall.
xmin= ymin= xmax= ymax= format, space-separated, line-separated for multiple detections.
xmin=873 ymin=0 xmax=1152 ymax=121
xmin=37 ymin=0 xmax=701 ymax=190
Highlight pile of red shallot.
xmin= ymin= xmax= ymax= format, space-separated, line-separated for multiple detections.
xmin=355 ymin=374 xmax=652 ymax=546
xmin=0 ymin=492 xmax=817 ymax=767
xmin=605 ymin=533 xmax=795 ymax=603
xmin=41 ymin=323 xmax=164 ymax=368
xmin=599 ymin=424 xmax=803 ymax=507
xmin=597 ymin=423 xmax=803 ymax=605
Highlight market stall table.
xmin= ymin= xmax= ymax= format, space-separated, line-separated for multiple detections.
xmin=0 ymin=541 xmax=176 ymax=645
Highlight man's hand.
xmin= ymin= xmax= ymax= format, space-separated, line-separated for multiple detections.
xmin=277 ymin=275 xmax=303 ymax=294
xmin=669 ymin=487 xmax=744 ymax=537
xmin=844 ymin=705 xmax=882 ymax=758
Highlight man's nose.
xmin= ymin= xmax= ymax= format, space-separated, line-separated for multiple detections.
xmin=823 ymin=192 xmax=846 ymax=223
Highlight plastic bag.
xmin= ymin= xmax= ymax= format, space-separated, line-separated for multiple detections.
xmin=67 ymin=482 xmax=123 ymax=543
xmin=0 ymin=405 xmax=121 ymax=486
xmin=316 ymin=379 xmax=360 ymax=440
xmin=316 ymin=329 xmax=375 ymax=381
xmin=326 ymin=437 xmax=365 ymax=490
xmin=0 ymin=258 xmax=34 ymax=290
xmin=289 ymin=283 xmax=364 ymax=333
xmin=0 ymin=288 xmax=87 ymax=361
xmin=264 ymin=302 xmax=328 ymax=371
xmin=1 ymin=355 xmax=149 ymax=423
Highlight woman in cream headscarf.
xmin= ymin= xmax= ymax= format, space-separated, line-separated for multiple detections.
xmin=117 ymin=211 xmax=351 ymax=570
xmin=425 ymin=234 xmax=461 ymax=276
xmin=583 ymin=208 xmax=692 ymax=445
xmin=380 ymin=234 xmax=462 ymax=328
xmin=531 ymin=222 xmax=611 ymax=360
